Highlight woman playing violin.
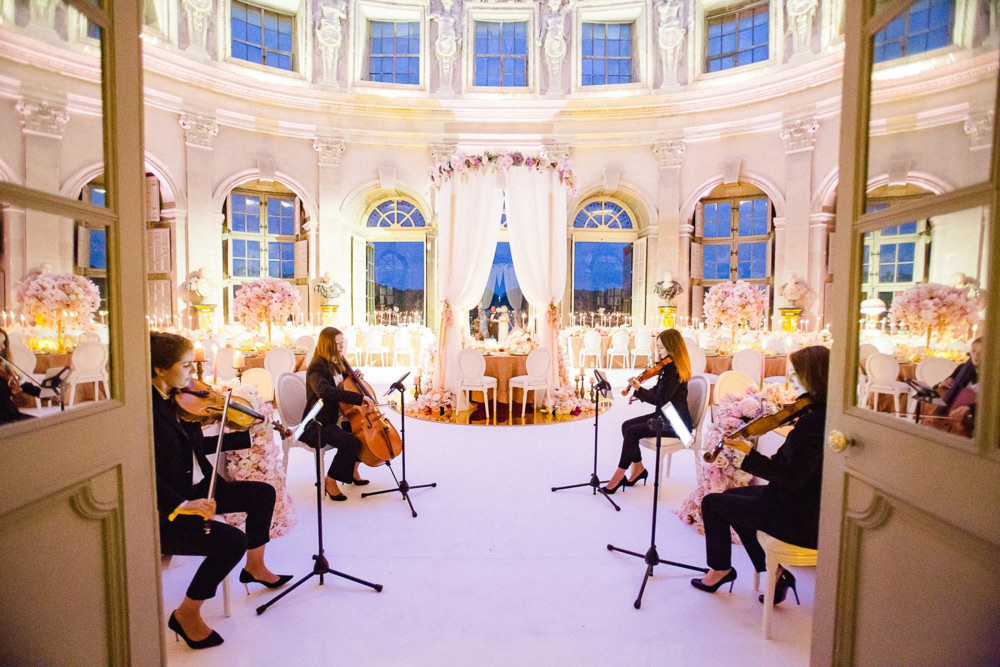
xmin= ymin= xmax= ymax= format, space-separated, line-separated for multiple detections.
xmin=302 ymin=327 xmax=376 ymax=501
xmin=151 ymin=333 xmax=289 ymax=650
xmin=691 ymin=345 xmax=829 ymax=606
xmin=603 ymin=328 xmax=693 ymax=494
xmin=0 ymin=328 xmax=39 ymax=424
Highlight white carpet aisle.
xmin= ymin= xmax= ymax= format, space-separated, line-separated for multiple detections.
xmin=162 ymin=367 xmax=813 ymax=666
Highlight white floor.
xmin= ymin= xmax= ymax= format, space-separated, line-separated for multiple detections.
xmin=162 ymin=367 xmax=813 ymax=666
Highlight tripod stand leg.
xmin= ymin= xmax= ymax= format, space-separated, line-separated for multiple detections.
xmin=633 ymin=563 xmax=654 ymax=609
xmin=256 ymin=571 xmax=319 ymax=615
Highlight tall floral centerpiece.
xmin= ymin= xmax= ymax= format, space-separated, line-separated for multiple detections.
xmin=15 ymin=268 xmax=101 ymax=351
xmin=702 ymin=280 xmax=765 ymax=347
xmin=888 ymin=282 xmax=979 ymax=351
xmin=232 ymin=277 xmax=301 ymax=346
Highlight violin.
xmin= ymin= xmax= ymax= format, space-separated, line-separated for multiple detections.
xmin=172 ymin=378 xmax=292 ymax=438
xmin=703 ymin=395 xmax=815 ymax=463
xmin=915 ymin=363 xmax=977 ymax=437
xmin=621 ymin=356 xmax=674 ymax=397
xmin=339 ymin=360 xmax=402 ymax=466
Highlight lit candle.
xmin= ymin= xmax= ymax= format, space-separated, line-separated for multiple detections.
xmin=193 ymin=342 xmax=205 ymax=362
xmin=232 ymin=351 xmax=245 ymax=369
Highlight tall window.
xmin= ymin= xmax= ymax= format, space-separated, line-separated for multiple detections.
xmin=581 ymin=22 xmax=633 ymax=86
xmin=366 ymin=199 xmax=426 ymax=321
xmin=368 ymin=20 xmax=419 ymax=84
xmin=231 ymin=1 xmax=293 ymax=71
xmin=474 ymin=21 xmax=527 ymax=87
xmin=75 ymin=180 xmax=109 ymax=309
xmin=861 ymin=199 xmax=928 ymax=308
xmin=706 ymin=2 xmax=769 ymax=72
xmin=873 ymin=0 xmax=953 ymax=63
xmin=697 ymin=185 xmax=773 ymax=293
xmin=572 ymin=200 xmax=636 ymax=316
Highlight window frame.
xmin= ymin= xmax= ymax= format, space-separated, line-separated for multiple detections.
xmin=463 ymin=4 xmax=538 ymax=95
xmin=871 ymin=0 xmax=955 ymax=64
xmin=229 ymin=1 xmax=296 ymax=72
xmin=694 ymin=0 xmax=777 ymax=81
xmin=696 ymin=193 xmax=774 ymax=293
xmin=363 ymin=197 xmax=429 ymax=321
xmin=365 ymin=19 xmax=422 ymax=85
xmin=571 ymin=0 xmax=649 ymax=95
xmin=860 ymin=199 xmax=930 ymax=308
xmin=704 ymin=0 xmax=771 ymax=73
xmin=570 ymin=197 xmax=639 ymax=316
xmin=351 ymin=1 xmax=428 ymax=93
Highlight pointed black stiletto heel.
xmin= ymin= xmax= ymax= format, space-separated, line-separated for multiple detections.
xmin=167 ymin=612 xmax=224 ymax=650
xmin=239 ymin=569 xmax=293 ymax=593
xmin=759 ymin=569 xmax=799 ymax=605
xmin=623 ymin=469 xmax=648 ymax=487
xmin=690 ymin=568 xmax=738 ymax=593
xmin=325 ymin=488 xmax=347 ymax=501
xmin=601 ymin=477 xmax=627 ymax=495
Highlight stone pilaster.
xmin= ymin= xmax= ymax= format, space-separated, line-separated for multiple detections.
xmin=314 ymin=137 xmax=348 ymax=324
xmin=652 ymin=140 xmax=686 ymax=325
xmin=778 ymin=116 xmax=819 ymax=324
xmin=179 ymin=113 xmax=221 ymax=306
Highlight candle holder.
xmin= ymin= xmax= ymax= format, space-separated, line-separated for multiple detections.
xmin=195 ymin=361 xmax=204 ymax=381
xmin=235 ymin=367 xmax=243 ymax=380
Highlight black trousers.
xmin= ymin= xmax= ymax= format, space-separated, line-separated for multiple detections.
xmin=617 ymin=412 xmax=677 ymax=469
xmin=319 ymin=422 xmax=362 ymax=483
xmin=159 ymin=478 xmax=276 ymax=601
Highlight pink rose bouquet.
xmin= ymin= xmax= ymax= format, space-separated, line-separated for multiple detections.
xmin=703 ymin=280 xmax=765 ymax=329
xmin=15 ymin=268 xmax=100 ymax=325
xmin=232 ymin=277 xmax=301 ymax=327
xmin=888 ymin=282 xmax=979 ymax=338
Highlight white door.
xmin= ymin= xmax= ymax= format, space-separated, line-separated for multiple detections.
xmin=0 ymin=3 xmax=162 ymax=663
xmin=812 ymin=2 xmax=1000 ymax=663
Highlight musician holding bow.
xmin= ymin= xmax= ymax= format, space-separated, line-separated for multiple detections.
xmin=151 ymin=333 xmax=289 ymax=650
xmin=930 ymin=336 xmax=982 ymax=432
xmin=603 ymin=329 xmax=693 ymax=494
xmin=302 ymin=326 xmax=376 ymax=501
xmin=691 ymin=345 xmax=828 ymax=606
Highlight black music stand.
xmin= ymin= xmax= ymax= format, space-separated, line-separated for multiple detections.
xmin=551 ymin=369 xmax=619 ymax=512
xmin=1 ymin=357 xmax=68 ymax=412
xmin=361 ymin=372 xmax=437 ymax=518
xmin=905 ymin=378 xmax=943 ymax=424
xmin=257 ymin=400 xmax=382 ymax=615
xmin=606 ymin=406 xmax=707 ymax=609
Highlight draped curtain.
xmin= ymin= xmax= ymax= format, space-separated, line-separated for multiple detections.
xmin=504 ymin=168 xmax=569 ymax=389
xmin=434 ymin=173 xmax=502 ymax=406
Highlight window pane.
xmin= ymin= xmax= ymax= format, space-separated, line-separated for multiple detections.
xmin=371 ymin=241 xmax=426 ymax=313
xmin=573 ymin=241 xmax=633 ymax=314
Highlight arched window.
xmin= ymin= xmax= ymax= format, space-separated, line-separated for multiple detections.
xmin=365 ymin=198 xmax=427 ymax=324
xmin=861 ymin=184 xmax=933 ymax=311
xmin=571 ymin=198 xmax=637 ymax=324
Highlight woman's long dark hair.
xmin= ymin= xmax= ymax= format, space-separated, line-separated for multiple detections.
xmin=790 ymin=345 xmax=830 ymax=403
xmin=314 ymin=327 xmax=347 ymax=375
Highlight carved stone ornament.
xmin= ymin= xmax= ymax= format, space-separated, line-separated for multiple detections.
xmin=541 ymin=1 xmax=568 ymax=83
xmin=30 ymin=0 xmax=59 ymax=29
xmin=316 ymin=0 xmax=347 ymax=83
xmin=179 ymin=114 xmax=219 ymax=149
xmin=656 ymin=0 xmax=686 ymax=85
xmin=653 ymin=140 xmax=686 ymax=168
xmin=780 ymin=117 xmax=819 ymax=153
xmin=964 ymin=110 xmax=994 ymax=150
xmin=431 ymin=0 xmax=461 ymax=87
xmin=786 ymin=0 xmax=818 ymax=56
xmin=182 ymin=0 xmax=212 ymax=52
xmin=16 ymin=99 xmax=69 ymax=138
xmin=313 ymin=138 xmax=346 ymax=166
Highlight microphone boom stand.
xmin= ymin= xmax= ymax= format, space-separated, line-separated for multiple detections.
xmin=362 ymin=373 xmax=437 ymax=518
xmin=606 ymin=414 xmax=707 ymax=609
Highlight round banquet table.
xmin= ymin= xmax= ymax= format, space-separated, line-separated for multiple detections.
xmin=242 ymin=352 xmax=307 ymax=372
xmin=704 ymin=354 xmax=788 ymax=379
xmin=483 ymin=353 xmax=528 ymax=404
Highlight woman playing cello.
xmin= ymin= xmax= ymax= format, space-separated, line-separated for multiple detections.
xmin=603 ymin=328 xmax=693 ymax=494
xmin=301 ymin=327 xmax=376 ymax=501
xmin=151 ymin=332 xmax=289 ymax=650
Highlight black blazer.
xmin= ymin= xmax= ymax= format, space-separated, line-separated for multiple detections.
xmin=740 ymin=402 xmax=827 ymax=548
xmin=151 ymin=389 xmax=251 ymax=519
xmin=303 ymin=357 xmax=364 ymax=428
xmin=632 ymin=362 xmax=693 ymax=429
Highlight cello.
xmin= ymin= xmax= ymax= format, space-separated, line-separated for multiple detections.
xmin=340 ymin=359 xmax=403 ymax=466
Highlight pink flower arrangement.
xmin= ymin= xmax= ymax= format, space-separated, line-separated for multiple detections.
xmin=702 ymin=280 xmax=765 ymax=329
xmin=429 ymin=150 xmax=577 ymax=193
xmin=15 ymin=268 xmax=100 ymax=325
xmin=408 ymin=381 xmax=456 ymax=418
xmin=888 ymin=282 xmax=979 ymax=336
xmin=232 ymin=277 xmax=301 ymax=327
xmin=537 ymin=385 xmax=593 ymax=416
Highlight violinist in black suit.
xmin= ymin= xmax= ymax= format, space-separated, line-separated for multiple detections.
xmin=302 ymin=326 xmax=375 ymax=501
xmin=0 ymin=328 xmax=40 ymax=424
xmin=691 ymin=345 xmax=829 ymax=606
xmin=151 ymin=332 xmax=289 ymax=650
xmin=933 ymin=336 xmax=982 ymax=421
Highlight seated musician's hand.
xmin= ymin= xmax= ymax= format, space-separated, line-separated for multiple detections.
xmin=938 ymin=378 xmax=954 ymax=391
xmin=185 ymin=498 xmax=217 ymax=520
xmin=361 ymin=396 xmax=376 ymax=409
xmin=629 ymin=378 xmax=641 ymax=389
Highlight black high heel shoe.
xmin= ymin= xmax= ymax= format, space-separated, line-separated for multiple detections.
xmin=167 ymin=612 xmax=223 ymax=650
xmin=601 ymin=477 xmax=627 ymax=495
xmin=239 ymin=569 xmax=293 ymax=593
xmin=352 ymin=477 xmax=370 ymax=486
xmin=325 ymin=487 xmax=347 ymax=502
xmin=623 ymin=469 xmax=648 ymax=487
xmin=690 ymin=568 xmax=738 ymax=593
xmin=759 ymin=568 xmax=799 ymax=605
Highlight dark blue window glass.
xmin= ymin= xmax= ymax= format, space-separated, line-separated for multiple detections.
xmin=874 ymin=0 xmax=953 ymax=63
xmin=231 ymin=1 xmax=294 ymax=71
xmin=366 ymin=200 xmax=427 ymax=228
xmin=89 ymin=229 xmax=107 ymax=270
xmin=737 ymin=241 xmax=767 ymax=279
xmin=474 ymin=20 xmax=528 ymax=87
xmin=367 ymin=21 xmax=420 ymax=84
xmin=573 ymin=241 xmax=633 ymax=314
xmin=581 ymin=22 xmax=633 ymax=86
xmin=230 ymin=194 xmax=260 ymax=233
xmin=372 ymin=241 xmax=425 ymax=312
xmin=703 ymin=202 xmax=731 ymax=238
xmin=573 ymin=201 xmax=633 ymax=229
xmin=268 ymin=241 xmax=295 ymax=278
xmin=706 ymin=3 xmax=769 ymax=72
xmin=268 ymin=197 xmax=296 ymax=235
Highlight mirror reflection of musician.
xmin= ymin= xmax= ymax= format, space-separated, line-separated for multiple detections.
xmin=150 ymin=333 xmax=289 ymax=650
xmin=302 ymin=326 xmax=376 ymax=501
xmin=929 ymin=336 xmax=982 ymax=433
xmin=0 ymin=328 xmax=40 ymax=424
xmin=690 ymin=345 xmax=829 ymax=605
xmin=603 ymin=329 xmax=693 ymax=494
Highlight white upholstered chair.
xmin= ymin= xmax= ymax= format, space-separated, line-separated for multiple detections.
xmin=458 ymin=348 xmax=497 ymax=422
xmin=67 ymin=342 xmax=110 ymax=406
xmin=212 ymin=348 xmax=237 ymax=383
xmin=712 ymin=370 xmax=756 ymax=420
xmin=605 ymin=330 xmax=630 ymax=369
xmin=9 ymin=341 xmax=45 ymax=407
xmin=274 ymin=372 xmax=326 ymax=475
xmin=579 ymin=330 xmax=602 ymax=368
xmin=755 ymin=530 xmax=817 ymax=639
xmin=731 ymin=348 xmax=764 ymax=386
xmin=638 ymin=375 xmax=711 ymax=497
xmin=914 ymin=356 xmax=957 ymax=388
xmin=392 ymin=328 xmax=414 ymax=366
xmin=295 ymin=335 xmax=315 ymax=366
xmin=630 ymin=330 xmax=654 ymax=367
xmin=264 ymin=347 xmax=297 ymax=383
xmin=508 ymin=347 xmax=551 ymax=420
xmin=364 ymin=330 xmax=389 ymax=366
xmin=240 ymin=367 xmax=274 ymax=402
xmin=862 ymin=353 xmax=909 ymax=415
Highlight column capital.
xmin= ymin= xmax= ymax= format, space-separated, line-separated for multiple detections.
xmin=313 ymin=137 xmax=346 ymax=166
xmin=544 ymin=143 xmax=571 ymax=162
xmin=964 ymin=110 xmax=994 ymax=150
xmin=652 ymin=139 xmax=686 ymax=168
xmin=780 ymin=117 xmax=819 ymax=153
xmin=16 ymin=99 xmax=69 ymax=138
xmin=179 ymin=114 xmax=218 ymax=149
xmin=430 ymin=143 xmax=457 ymax=162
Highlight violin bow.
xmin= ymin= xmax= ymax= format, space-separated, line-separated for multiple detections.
xmin=202 ymin=387 xmax=235 ymax=535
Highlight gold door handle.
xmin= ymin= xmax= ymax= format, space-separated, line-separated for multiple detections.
xmin=829 ymin=429 xmax=852 ymax=453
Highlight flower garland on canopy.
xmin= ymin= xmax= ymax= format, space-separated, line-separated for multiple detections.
xmin=15 ymin=267 xmax=100 ymax=325
xmin=702 ymin=280 xmax=766 ymax=329
xmin=232 ymin=277 xmax=301 ymax=327
xmin=676 ymin=382 xmax=799 ymax=536
xmin=429 ymin=149 xmax=578 ymax=193
xmin=888 ymin=282 xmax=979 ymax=339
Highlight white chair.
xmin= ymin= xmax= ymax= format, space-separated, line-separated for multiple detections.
xmin=756 ymin=530 xmax=817 ymax=639
xmin=508 ymin=347 xmax=551 ymax=420
xmin=638 ymin=375 xmax=711 ymax=497
xmin=80 ymin=331 xmax=101 ymax=343
xmin=341 ymin=329 xmax=359 ymax=364
xmin=862 ymin=353 xmax=909 ymax=415
xmin=295 ymin=335 xmax=315 ymax=366
xmin=605 ymin=330 xmax=630 ymax=369
xmin=364 ymin=330 xmax=389 ymax=366
xmin=712 ymin=370 xmax=756 ymax=419
xmin=66 ymin=342 xmax=110 ymax=406
xmin=240 ymin=367 xmax=274 ymax=402
xmin=392 ymin=328 xmax=414 ymax=366
xmin=274 ymin=372 xmax=328 ymax=475
xmin=682 ymin=336 xmax=699 ymax=353
xmin=264 ymin=346 xmax=297 ymax=383
xmin=213 ymin=348 xmax=237 ymax=383
xmin=760 ymin=336 xmax=785 ymax=355
xmin=915 ymin=356 xmax=957 ymax=388
xmin=871 ymin=336 xmax=897 ymax=355
xmin=9 ymin=341 xmax=45 ymax=407
xmin=579 ymin=330 xmax=602 ymax=368
xmin=684 ymin=339 xmax=714 ymax=386
xmin=732 ymin=348 xmax=764 ymax=386
xmin=857 ymin=342 xmax=879 ymax=400
xmin=630 ymin=330 xmax=654 ymax=367
xmin=458 ymin=348 xmax=497 ymax=422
